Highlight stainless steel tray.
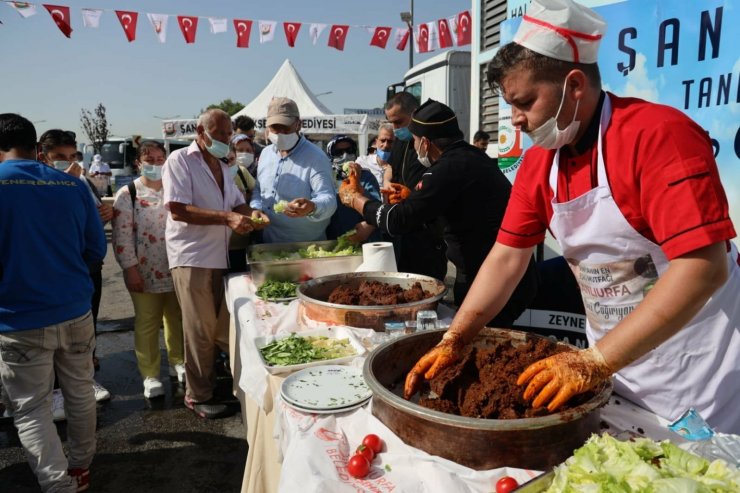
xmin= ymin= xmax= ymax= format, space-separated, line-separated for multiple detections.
xmin=247 ymin=240 xmax=362 ymax=285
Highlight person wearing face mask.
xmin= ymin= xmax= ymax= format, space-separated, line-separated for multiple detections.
xmin=355 ymin=124 xmax=394 ymax=189
xmin=340 ymin=99 xmax=537 ymax=314
xmin=228 ymin=134 xmax=257 ymax=272
xmin=88 ymin=154 xmax=112 ymax=197
xmin=381 ymin=92 xmax=448 ymax=282
xmin=112 ymin=141 xmax=185 ymax=399
xmin=402 ymin=0 xmax=740 ymax=434
xmin=250 ymin=97 xmax=337 ymax=244
xmin=325 ymin=136 xmax=381 ymax=244
xmin=37 ymin=129 xmax=113 ymax=405
xmin=163 ymin=109 xmax=268 ymax=419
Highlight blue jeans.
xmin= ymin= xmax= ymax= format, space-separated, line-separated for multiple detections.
xmin=0 ymin=311 xmax=96 ymax=493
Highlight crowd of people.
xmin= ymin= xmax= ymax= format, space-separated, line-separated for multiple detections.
xmin=1 ymin=1 xmax=738 ymax=491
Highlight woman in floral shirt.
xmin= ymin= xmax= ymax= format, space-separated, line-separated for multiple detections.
xmin=112 ymin=141 xmax=184 ymax=399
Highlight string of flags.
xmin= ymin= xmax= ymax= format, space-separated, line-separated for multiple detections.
xmin=2 ymin=1 xmax=472 ymax=52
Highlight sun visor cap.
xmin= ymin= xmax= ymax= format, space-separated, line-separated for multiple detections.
xmin=513 ymin=0 xmax=606 ymax=64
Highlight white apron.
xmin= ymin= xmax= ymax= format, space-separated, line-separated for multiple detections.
xmin=548 ymin=95 xmax=740 ymax=433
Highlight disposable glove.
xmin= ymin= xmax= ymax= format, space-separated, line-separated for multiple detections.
xmin=517 ymin=346 xmax=613 ymax=412
xmin=404 ymin=331 xmax=465 ymax=399
xmin=339 ymin=168 xmax=363 ymax=207
xmin=380 ymin=183 xmax=412 ymax=205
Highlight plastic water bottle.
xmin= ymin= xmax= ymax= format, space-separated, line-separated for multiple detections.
xmin=416 ymin=310 xmax=438 ymax=331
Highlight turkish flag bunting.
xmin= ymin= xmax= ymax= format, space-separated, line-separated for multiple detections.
xmin=394 ymin=27 xmax=410 ymax=51
xmin=283 ymin=22 xmax=301 ymax=47
xmin=437 ymin=18 xmax=454 ymax=49
xmin=115 ymin=10 xmax=138 ymax=42
xmin=456 ymin=10 xmax=472 ymax=46
xmin=233 ymin=19 xmax=253 ymax=48
xmin=370 ymin=26 xmax=392 ymax=49
xmin=177 ymin=15 xmax=198 ymax=44
xmin=327 ymin=24 xmax=349 ymax=51
xmin=43 ymin=5 xmax=72 ymax=38
xmin=416 ymin=23 xmax=431 ymax=53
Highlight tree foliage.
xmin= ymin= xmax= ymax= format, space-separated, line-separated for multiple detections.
xmin=80 ymin=103 xmax=111 ymax=154
xmin=204 ymin=99 xmax=245 ymax=116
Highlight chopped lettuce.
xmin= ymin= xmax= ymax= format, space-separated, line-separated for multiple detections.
xmin=545 ymin=433 xmax=740 ymax=493
xmin=274 ymin=200 xmax=289 ymax=213
xmin=251 ymin=231 xmax=361 ymax=261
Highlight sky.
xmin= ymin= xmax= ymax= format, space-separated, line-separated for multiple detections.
xmin=0 ymin=0 xmax=470 ymax=143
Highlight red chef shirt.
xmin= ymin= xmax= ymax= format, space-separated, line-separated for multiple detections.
xmin=498 ymin=93 xmax=736 ymax=260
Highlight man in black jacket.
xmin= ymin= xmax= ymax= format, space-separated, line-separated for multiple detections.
xmin=383 ymin=92 xmax=448 ymax=282
xmin=341 ymin=99 xmax=537 ymax=325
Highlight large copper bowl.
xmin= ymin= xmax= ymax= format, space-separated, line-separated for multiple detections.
xmin=296 ymin=272 xmax=447 ymax=331
xmin=363 ymin=328 xmax=612 ymax=471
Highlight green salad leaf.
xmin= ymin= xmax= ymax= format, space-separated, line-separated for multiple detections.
xmin=251 ymin=231 xmax=361 ymax=261
xmin=274 ymin=200 xmax=289 ymax=214
xmin=546 ymin=433 xmax=740 ymax=493
xmin=256 ymin=280 xmax=298 ymax=300
xmin=259 ymin=333 xmax=356 ymax=366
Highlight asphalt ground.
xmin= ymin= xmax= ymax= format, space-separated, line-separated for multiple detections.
xmin=0 ymin=227 xmax=248 ymax=492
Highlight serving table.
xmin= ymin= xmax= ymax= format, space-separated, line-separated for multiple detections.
xmin=225 ymin=274 xmax=684 ymax=493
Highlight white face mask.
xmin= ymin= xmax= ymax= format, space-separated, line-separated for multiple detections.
xmin=236 ymin=152 xmax=254 ymax=167
xmin=526 ymin=78 xmax=581 ymax=150
xmin=414 ymin=139 xmax=432 ymax=168
xmin=53 ymin=160 xmax=70 ymax=170
xmin=269 ymin=132 xmax=299 ymax=151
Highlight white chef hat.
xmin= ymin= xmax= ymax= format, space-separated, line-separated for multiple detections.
xmin=514 ymin=0 xmax=606 ymax=64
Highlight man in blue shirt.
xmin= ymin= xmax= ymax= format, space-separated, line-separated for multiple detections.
xmin=250 ymin=97 xmax=337 ymax=243
xmin=0 ymin=113 xmax=107 ymax=493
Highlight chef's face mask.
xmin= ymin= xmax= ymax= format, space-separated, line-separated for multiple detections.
xmin=526 ymin=77 xmax=581 ymax=150
xmin=414 ymin=137 xmax=433 ymax=168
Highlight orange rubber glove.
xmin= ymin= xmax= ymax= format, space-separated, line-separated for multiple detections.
xmin=338 ymin=168 xmax=363 ymax=208
xmin=516 ymin=346 xmax=613 ymax=412
xmin=404 ymin=332 xmax=465 ymax=400
xmin=380 ymin=183 xmax=412 ymax=205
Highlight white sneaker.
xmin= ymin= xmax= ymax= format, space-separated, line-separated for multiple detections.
xmin=93 ymin=381 xmax=111 ymax=402
xmin=175 ymin=364 xmax=186 ymax=384
xmin=143 ymin=377 xmax=164 ymax=399
xmin=52 ymin=389 xmax=66 ymax=422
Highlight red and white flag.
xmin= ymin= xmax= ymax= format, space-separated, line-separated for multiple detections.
xmin=437 ymin=18 xmax=454 ymax=49
xmin=147 ymin=13 xmax=168 ymax=43
xmin=233 ymin=19 xmax=252 ymax=48
xmin=309 ymin=23 xmax=326 ymax=45
xmin=43 ymin=5 xmax=72 ymax=38
xmin=177 ymin=15 xmax=198 ymax=44
xmin=81 ymin=8 xmax=102 ymax=29
xmin=394 ymin=27 xmax=410 ymax=51
xmin=456 ymin=10 xmax=472 ymax=46
xmin=283 ymin=22 xmax=301 ymax=48
xmin=10 ymin=2 xmax=38 ymax=18
xmin=258 ymin=20 xmax=277 ymax=44
xmin=415 ymin=22 xmax=434 ymax=54
xmin=115 ymin=10 xmax=138 ymax=42
xmin=369 ymin=26 xmax=392 ymax=49
xmin=327 ymin=24 xmax=349 ymax=51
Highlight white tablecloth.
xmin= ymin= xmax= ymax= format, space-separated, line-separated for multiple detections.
xmin=225 ymin=274 xmax=685 ymax=493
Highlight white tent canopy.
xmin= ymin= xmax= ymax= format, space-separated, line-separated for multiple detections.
xmin=162 ymin=59 xmax=374 ymax=151
xmin=233 ymin=59 xmax=332 ymax=120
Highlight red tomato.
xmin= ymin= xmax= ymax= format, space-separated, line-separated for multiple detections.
xmin=495 ymin=476 xmax=519 ymax=493
xmin=347 ymin=454 xmax=370 ymax=479
xmin=362 ymin=434 xmax=383 ymax=454
xmin=356 ymin=444 xmax=375 ymax=462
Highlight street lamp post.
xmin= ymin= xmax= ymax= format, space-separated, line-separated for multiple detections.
xmin=400 ymin=0 xmax=415 ymax=70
